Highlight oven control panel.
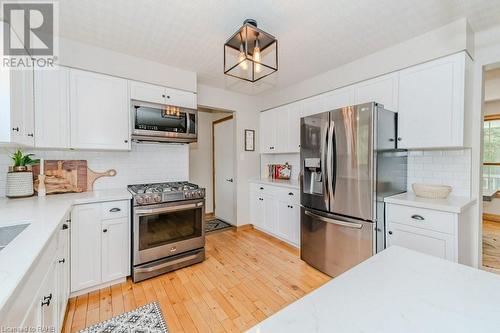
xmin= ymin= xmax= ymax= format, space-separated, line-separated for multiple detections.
xmin=184 ymin=189 xmax=205 ymax=200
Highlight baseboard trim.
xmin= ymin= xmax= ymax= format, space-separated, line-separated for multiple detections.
xmin=236 ymin=224 xmax=253 ymax=231
xmin=70 ymin=277 xmax=126 ymax=297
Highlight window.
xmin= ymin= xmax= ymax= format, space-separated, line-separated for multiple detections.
xmin=483 ymin=115 xmax=500 ymax=190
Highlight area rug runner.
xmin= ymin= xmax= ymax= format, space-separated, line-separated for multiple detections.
xmin=77 ymin=302 xmax=168 ymax=333
xmin=206 ymin=218 xmax=234 ymax=233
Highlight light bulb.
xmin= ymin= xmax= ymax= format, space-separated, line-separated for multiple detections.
xmin=238 ymin=43 xmax=248 ymax=70
xmin=254 ymin=39 xmax=261 ymax=73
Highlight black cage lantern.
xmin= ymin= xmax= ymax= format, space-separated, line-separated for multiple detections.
xmin=224 ymin=19 xmax=278 ymax=82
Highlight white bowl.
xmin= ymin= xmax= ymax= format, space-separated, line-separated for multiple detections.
xmin=412 ymin=183 xmax=452 ymax=199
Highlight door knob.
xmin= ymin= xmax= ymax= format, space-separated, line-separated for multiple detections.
xmin=226 ymin=178 xmax=233 ymax=182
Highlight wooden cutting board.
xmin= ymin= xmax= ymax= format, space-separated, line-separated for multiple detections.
xmin=87 ymin=167 xmax=116 ymax=191
xmin=33 ymin=160 xmax=87 ymax=194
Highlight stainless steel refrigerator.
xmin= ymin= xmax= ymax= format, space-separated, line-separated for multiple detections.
xmin=300 ymin=102 xmax=407 ymax=277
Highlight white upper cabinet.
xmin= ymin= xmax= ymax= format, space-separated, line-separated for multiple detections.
xmin=70 ymin=69 xmax=130 ymax=150
xmin=274 ymin=106 xmax=290 ymax=152
xmin=288 ymin=101 xmax=303 ymax=152
xmin=260 ymin=105 xmax=298 ymax=154
xmin=260 ymin=108 xmax=276 ymax=153
xmin=130 ymin=80 xmax=197 ymax=109
xmin=34 ymin=66 xmax=70 ymax=149
xmin=397 ymin=52 xmax=467 ymax=149
xmin=354 ymin=72 xmax=399 ymax=111
xmin=320 ymin=86 xmax=354 ymax=113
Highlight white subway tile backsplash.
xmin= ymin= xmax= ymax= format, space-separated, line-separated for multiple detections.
xmin=407 ymin=148 xmax=471 ymax=197
xmin=0 ymin=142 xmax=189 ymax=197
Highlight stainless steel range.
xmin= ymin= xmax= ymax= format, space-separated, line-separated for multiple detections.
xmin=128 ymin=182 xmax=206 ymax=282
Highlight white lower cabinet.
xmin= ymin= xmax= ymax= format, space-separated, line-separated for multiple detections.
xmin=71 ymin=200 xmax=130 ymax=293
xmin=385 ymin=203 xmax=465 ymax=262
xmin=1 ymin=215 xmax=70 ymax=333
xmin=249 ymin=182 xmax=300 ymax=247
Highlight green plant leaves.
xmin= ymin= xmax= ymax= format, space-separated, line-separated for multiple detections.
xmin=10 ymin=150 xmax=40 ymax=167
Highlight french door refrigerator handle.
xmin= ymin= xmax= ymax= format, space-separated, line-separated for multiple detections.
xmin=305 ymin=210 xmax=363 ymax=229
xmin=321 ymin=121 xmax=329 ymax=205
xmin=327 ymin=120 xmax=335 ymax=206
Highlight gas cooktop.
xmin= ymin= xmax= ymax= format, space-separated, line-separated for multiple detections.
xmin=128 ymin=181 xmax=205 ymax=205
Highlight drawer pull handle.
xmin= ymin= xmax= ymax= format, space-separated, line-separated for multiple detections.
xmin=411 ymin=215 xmax=424 ymax=221
xmin=109 ymin=207 xmax=121 ymax=212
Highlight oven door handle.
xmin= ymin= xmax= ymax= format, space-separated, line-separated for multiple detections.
xmin=135 ymin=202 xmax=201 ymax=215
xmin=134 ymin=252 xmax=201 ymax=273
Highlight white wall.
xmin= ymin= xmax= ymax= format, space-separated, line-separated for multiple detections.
xmin=189 ymin=109 xmax=232 ymax=213
xmin=0 ymin=143 xmax=189 ymax=197
xmin=257 ymin=19 xmax=473 ymax=111
xmin=58 ymin=37 xmax=197 ymax=92
xmin=197 ymin=84 xmax=260 ymax=226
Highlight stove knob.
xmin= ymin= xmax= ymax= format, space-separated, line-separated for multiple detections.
xmin=136 ymin=196 xmax=145 ymax=204
xmin=154 ymin=194 xmax=161 ymax=203
xmin=185 ymin=192 xmax=191 ymax=199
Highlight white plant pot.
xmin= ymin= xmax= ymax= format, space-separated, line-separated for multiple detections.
xmin=6 ymin=171 xmax=34 ymax=198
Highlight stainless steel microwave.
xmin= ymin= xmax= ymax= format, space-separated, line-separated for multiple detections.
xmin=131 ymin=102 xmax=197 ymax=143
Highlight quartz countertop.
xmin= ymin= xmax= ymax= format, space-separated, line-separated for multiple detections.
xmin=384 ymin=192 xmax=476 ymax=213
xmin=0 ymin=189 xmax=132 ymax=313
xmin=248 ymin=178 xmax=300 ymax=189
xmin=246 ymin=246 xmax=500 ymax=333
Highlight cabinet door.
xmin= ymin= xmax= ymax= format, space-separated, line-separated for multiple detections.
xmin=275 ymin=200 xmax=291 ymax=240
xmin=71 ymin=203 xmax=102 ymax=292
xmin=274 ymin=106 xmax=289 ymax=153
xmin=40 ymin=260 xmax=58 ymax=331
xmin=397 ymin=53 xmax=465 ymax=149
xmin=250 ymin=191 xmax=265 ymax=228
xmin=70 ymin=69 xmax=130 ymax=150
xmin=164 ymin=87 xmax=197 ymax=109
xmin=262 ymin=194 xmax=277 ymax=233
xmin=288 ymin=102 xmax=303 ymax=153
xmin=290 ymin=204 xmax=300 ymax=246
xmin=10 ymin=67 xmax=35 ymax=146
xmin=34 ymin=66 xmax=70 ymax=148
xmin=354 ymin=73 xmax=399 ymax=111
xmin=320 ymin=86 xmax=354 ymax=112
xmin=130 ymin=80 xmax=166 ymax=104
xmin=386 ymin=222 xmax=455 ymax=261
xmin=101 ymin=217 xmax=129 ymax=283
xmin=56 ymin=220 xmax=70 ymax=327
xmin=260 ymin=109 xmax=275 ymax=153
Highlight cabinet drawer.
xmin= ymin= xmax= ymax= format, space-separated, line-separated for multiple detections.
xmin=386 ymin=204 xmax=455 ymax=234
xmin=101 ymin=200 xmax=129 ymax=220
xmin=274 ymin=187 xmax=300 ymax=204
xmin=249 ymin=183 xmax=273 ymax=194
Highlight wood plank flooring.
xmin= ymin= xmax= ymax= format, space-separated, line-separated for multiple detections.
xmin=483 ymin=219 xmax=500 ymax=270
xmin=63 ymin=228 xmax=331 ymax=333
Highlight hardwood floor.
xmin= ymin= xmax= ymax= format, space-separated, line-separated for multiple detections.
xmin=63 ymin=228 xmax=331 ymax=333
xmin=483 ymin=219 xmax=500 ymax=270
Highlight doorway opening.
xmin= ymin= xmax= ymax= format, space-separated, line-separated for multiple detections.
xmin=189 ymin=107 xmax=236 ymax=226
xmin=482 ymin=64 xmax=500 ymax=271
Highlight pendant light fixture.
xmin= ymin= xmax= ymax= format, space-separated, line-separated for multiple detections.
xmin=224 ymin=19 xmax=278 ymax=82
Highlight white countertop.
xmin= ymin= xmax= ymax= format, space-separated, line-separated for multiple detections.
xmin=384 ymin=192 xmax=476 ymax=213
xmin=246 ymin=246 xmax=500 ymax=333
xmin=0 ymin=189 xmax=131 ymax=312
xmin=249 ymin=178 xmax=300 ymax=189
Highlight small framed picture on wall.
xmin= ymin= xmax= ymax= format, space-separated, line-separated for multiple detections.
xmin=245 ymin=129 xmax=255 ymax=151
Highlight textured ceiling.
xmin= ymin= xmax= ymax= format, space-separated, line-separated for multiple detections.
xmin=58 ymin=0 xmax=500 ymax=95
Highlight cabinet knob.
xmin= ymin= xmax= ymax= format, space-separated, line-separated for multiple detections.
xmin=397 ymin=137 xmax=402 ymax=141
xmin=103 ymin=229 xmax=108 ymax=233
xmin=162 ymin=94 xmax=165 ymax=98
xmin=12 ymin=127 xmax=19 ymax=132
xmin=388 ymin=231 xmax=393 ymax=235
xmin=259 ymin=187 xmax=264 ymax=190
xmin=166 ymin=95 xmax=171 ymax=99
xmin=124 ymin=139 xmax=129 ymax=143
xmin=58 ymin=258 xmax=65 ymax=264
xmin=62 ymin=223 xmax=69 ymax=230
xmin=389 ymin=138 xmax=395 ymax=142
xmin=288 ymin=192 xmax=293 ymax=196
xmin=27 ymin=133 xmax=34 ymax=137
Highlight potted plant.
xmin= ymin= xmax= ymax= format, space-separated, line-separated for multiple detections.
xmin=6 ymin=150 xmax=39 ymax=198
xmin=9 ymin=150 xmax=39 ymax=172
